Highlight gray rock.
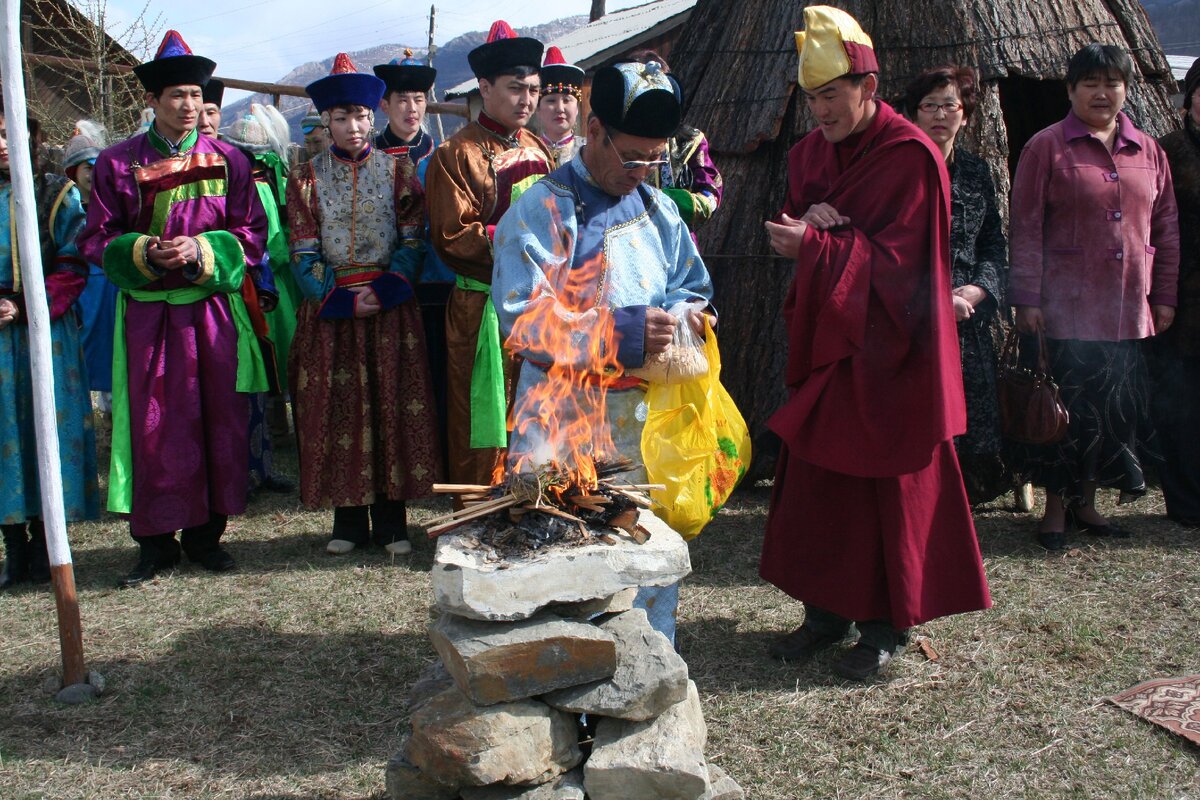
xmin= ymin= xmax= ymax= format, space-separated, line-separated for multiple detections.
xmin=542 ymin=608 xmax=688 ymax=721
xmin=385 ymin=740 xmax=460 ymax=800
xmin=433 ymin=510 xmax=691 ymax=621
xmin=408 ymin=660 xmax=456 ymax=713
xmin=430 ymin=612 xmax=617 ymax=706
xmin=55 ymin=682 xmax=100 ymax=705
xmin=702 ymin=764 xmax=744 ymax=800
xmin=408 ymin=686 xmax=582 ymax=787
xmin=544 ymin=588 xmax=638 ymax=619
xmin=460 ymin=768 xmax=586 ymax=799
xmin=584 ymin=680 xmax=710 ymax=800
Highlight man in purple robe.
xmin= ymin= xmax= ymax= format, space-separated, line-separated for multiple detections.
xmin=78 ymin=30 xmax=268 ymax=587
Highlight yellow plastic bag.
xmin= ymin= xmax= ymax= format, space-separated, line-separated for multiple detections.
xmin=640 ymin=319 xmax=751 ymax=539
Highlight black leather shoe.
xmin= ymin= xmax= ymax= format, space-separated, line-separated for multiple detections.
xmin=118 ymin=537 xmax=181 ymax=588
xmin=1037 ymin=530 xmax=1068 ymax=551
xmin=768 ymin=624 xmax=847 ymax=661
xmin=195 ymin=547 xmax=236 ymax=573
xmin=833 ymin=641 xmax=897 ymax=681
xmin=257 ymin=475 xmax=296 ymax=494
xmin=27 ymin=521 xmax=50 ymax=583
xmin=1 ymin=526 xmax=30 ymax=589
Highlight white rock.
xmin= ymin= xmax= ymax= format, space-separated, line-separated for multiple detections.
xmin=702 ymin=764 xmax=744 ymax=799
xmin=433 ymin=510 xmax=691 ymax=621
xmin=585 ymin=680 xmax=710 ymax=800
xmin=542 ymin=608 xmax=688 ymax=721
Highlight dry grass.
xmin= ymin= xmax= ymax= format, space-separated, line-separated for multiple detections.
xmin=2 ymin=434 xmax=1199 ymax=799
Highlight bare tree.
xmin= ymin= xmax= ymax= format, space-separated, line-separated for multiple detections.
xmin=22 ymin=0 xmax=162 ymax=142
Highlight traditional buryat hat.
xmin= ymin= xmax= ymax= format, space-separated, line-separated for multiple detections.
xmin=62 ymin=120 xmax=106 ymax=181
xmin=590 ymin=60 xmax=682 ymax=138
xmin=133 ymin=30 xmax=216 ymax=93
xmin=300 ymin=108 xmax=324 ymax=133
xmin=468 ymin=21 xmax=543 ymax=79
xmin=540 ymin=46 xmax=584 ymax=99
xmin=305 ymin=53 xmax=386 ymax=113
xmin=794 ymin=5 xmax=879 ymax=91
xmin=1184 ymin=57 xmax=1200 ymax=110
xmin=373 ymin=49 xmax=436 ymax=94
xmin=220 ymin=113 xmax=273 ymax=154
xmin=202 ymin=78 xmax=224 ymax=107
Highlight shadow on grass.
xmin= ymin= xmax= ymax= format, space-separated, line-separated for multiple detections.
xmin=0 ymin=624 xmax=433 ymax=781
xmin=64 ymin=529 xmax=441 ymax=592
xmin=974 ymin=508 xmax=1200 ymax=558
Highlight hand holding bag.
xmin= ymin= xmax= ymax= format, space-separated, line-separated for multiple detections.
xmin=997 ymin=328 xmax=1069 ymax=445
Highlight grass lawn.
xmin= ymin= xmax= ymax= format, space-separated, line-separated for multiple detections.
xmin=2 ymin=435 xmax=1198 ymax=799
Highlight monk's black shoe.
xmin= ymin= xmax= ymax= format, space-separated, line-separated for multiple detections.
xmin=27 ymin=521 xmax=50 ymax=583
xmin=768 ymin=624 xmax=846 ymax=662
xmin=1 ymin=526 xmax=30 ymax=589
xmin=833 ymin=642 xmax=897 ymax=681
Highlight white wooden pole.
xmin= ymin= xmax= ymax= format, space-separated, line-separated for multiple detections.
xmin=1 ymin=0 xmax=88 ymax=691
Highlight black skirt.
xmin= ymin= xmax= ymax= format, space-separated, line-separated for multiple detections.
xmin=1019 ymin=338 xmax=1160 ymax=503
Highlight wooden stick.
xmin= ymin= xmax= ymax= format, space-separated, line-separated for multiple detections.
xmin=432 ymin=483 xmax=493 ymax=494
xmin=619 ymin=483 xmax=666 ymax=491
xmin=426 ymin=496 xmax=522 ymax=537
xmin=610 ymin=487 xmax=653 ymax=509
xmin=426 ymin=494 xmax=518 ymax=528
xmin=530 ymin=504 xmax=586 ymax=525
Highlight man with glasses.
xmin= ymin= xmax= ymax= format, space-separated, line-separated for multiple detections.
xmin=491 ymin=60 xmax=714 ymax=643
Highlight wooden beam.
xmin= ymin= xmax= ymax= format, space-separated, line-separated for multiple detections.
xmin=21 ymin=52 xmax=469 ymax=117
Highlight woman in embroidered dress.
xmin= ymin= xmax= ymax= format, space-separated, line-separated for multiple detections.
xmin=1 ymin=107 xmax=99 ymax=588
xmin=536 ymin=47 xmax=584 ymax=167
xmin=287 ymin=54 xmax=440 ymax=556
xmin=904 ymin=65 xmax=1010 ymax=506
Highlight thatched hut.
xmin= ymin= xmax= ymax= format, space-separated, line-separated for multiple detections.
xmin=668 ymin=0 xmax=1181 ymax=478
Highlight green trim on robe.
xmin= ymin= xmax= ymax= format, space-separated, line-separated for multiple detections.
xmin=106 ymin=231 xmax=265 ymax=514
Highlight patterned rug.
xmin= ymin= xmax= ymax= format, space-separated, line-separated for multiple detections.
xmin=1107 ymin=675 xmax=1200 ymax=746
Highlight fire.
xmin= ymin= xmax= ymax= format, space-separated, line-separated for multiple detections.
xmin=497 ymin=195 xmax=624 ymax=496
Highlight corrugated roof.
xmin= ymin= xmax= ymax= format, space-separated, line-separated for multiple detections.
xmin=445 ymin=0 xmax=697 ymax=99
xmin=1167 ymin=54 xmax=1195 ymax=81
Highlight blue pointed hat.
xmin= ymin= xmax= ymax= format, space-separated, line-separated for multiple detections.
xmin=133 ymin=30 xmax=216 ymax=93
xmin=306 ymin=53 xmax=386 ymax=113
xmin=374 ymin=48 xmax=436 ymax=94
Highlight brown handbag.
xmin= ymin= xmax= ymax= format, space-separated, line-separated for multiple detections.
xmin=996 ymin=328 xmax=1070 ymax=445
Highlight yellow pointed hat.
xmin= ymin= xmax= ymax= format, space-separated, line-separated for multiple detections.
xmin=794 ymin=5 xmax=879 ymax=91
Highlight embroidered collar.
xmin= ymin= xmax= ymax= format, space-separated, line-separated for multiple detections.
xmin=543 ymin=132 xmax=575 ymax=150
xmin=476 ymin=111 xmax=520 ymax=147
xmin=148 ymin=124 xmax=198 ymax=157
xmin=378 ymin=126 xmax=435 ymax=161
xmin=330 ymin=143 xmax=373 ymax=163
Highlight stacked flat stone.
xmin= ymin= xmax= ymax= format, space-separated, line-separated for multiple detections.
xmin=387 ymin=510 xmax=744 ymax=800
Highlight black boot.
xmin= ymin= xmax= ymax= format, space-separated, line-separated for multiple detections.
xmin=27 ymin=519 xmax=50 ymax=583
xmin=182 ymin=515 xmax=235 ymax=572
xmin=329 ymin=506 xmax=370 ymax=554
xmin=118 ymin=533 xmax=181 ymax=589
xmin=371 ymin=499 xmax=410 ymax=554
xmin=1 ymin=524 xmax=30 ymax=590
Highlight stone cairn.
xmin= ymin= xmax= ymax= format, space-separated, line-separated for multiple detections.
xmin=387 ymin=509 xmax=745 ymax=800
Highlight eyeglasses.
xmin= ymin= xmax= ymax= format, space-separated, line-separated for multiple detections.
xmin=606 ymin=135 xmax=668 ymax=170
xmin=918 ymin=101 xmax=963 ymax=114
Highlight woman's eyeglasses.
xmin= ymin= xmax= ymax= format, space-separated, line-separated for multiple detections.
xmin=918 ymin=101 xmax=963 ymax=114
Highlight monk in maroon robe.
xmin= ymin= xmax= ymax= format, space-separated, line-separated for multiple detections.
xmin=760 ymin=6 xmax=990 ymax=681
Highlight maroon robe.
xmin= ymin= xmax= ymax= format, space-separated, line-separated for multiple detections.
xmin=760 ymin=102 xmax=991 ymax=629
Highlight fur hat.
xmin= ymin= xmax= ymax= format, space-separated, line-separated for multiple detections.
xmin=590 ymin=60 xmax=682 ymax=138
xmin=374 ymin=48 xmax=436 ymax=94
xmin=468 ymin=21 xmax=542 ymax=80
xmin=133 ymin=30 xmax=216 ymax=93
xmin=540 ymin=46 xmax=584 ymax=99
xmin=306 ymin=53 xmax=386 ymax=113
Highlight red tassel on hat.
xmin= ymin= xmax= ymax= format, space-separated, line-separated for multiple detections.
xmin=330 ymin=53 xmax=358 ymax=74
xmin=543 ymin=46 xmax=567 ymax=66
xmin=486 ymin=20 xmax=517 ymax=42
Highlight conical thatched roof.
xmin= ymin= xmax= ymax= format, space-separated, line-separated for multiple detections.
xmin=666 ymin=0 xmax=1181 ymax=478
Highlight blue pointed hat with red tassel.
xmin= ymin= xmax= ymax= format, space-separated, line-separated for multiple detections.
xmin=467 ymin=20 xmax=543 ymax=80
xmin=132 ymin=30 xmax=216 ymax=93
xmin=306 ymin=53 xmax=386 ymax=113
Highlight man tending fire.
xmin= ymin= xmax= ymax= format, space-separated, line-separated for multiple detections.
xmin=490 ymin=60 xmax=714 ymax=644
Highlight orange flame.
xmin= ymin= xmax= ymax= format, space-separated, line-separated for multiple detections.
xmin=498 ymin=195 xmax=624 ymax=495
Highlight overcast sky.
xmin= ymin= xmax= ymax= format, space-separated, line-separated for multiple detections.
xmin=104 ymin=0 xmax=644 ymax=102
